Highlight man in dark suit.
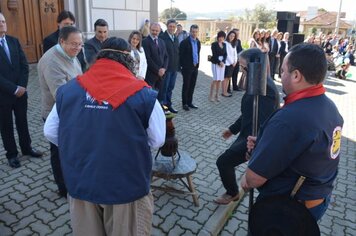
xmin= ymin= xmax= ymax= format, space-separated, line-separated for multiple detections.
xmin=159 ymin=19 xmax=180 ymax=113
xmin=0 ymin=13 xmax=43 ymax=168
xmin=43 ymin=10 xmax=75 ymax=53
xmin=231 ymin=28 xmax=243 ymax=91
xmin=215 ymin=48 xmax=280 ymax=204
xmin=269 ymin=29 xmax=279 ymax=80
xmin=142 ymin=22 xmax=168 ymax=92
xmin=179 ymin=24 xmax=201 ymax=111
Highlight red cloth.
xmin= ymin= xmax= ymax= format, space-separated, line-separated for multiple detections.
xmin=283 ymin=84 xmax=326 ymax=107
xmin=77 ymin=58 xmax=149 ymax=109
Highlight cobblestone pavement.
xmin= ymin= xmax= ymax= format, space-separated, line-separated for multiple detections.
xmin=1 ymin=46 xmax=355 ymax=236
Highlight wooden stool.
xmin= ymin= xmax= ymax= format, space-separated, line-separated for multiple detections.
xmin=151 ymin=151 xmax=199 ymax=207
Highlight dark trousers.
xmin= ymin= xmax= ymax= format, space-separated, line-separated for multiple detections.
xmin=181 ymin=67 xmax=198 ymax=106
xmin=231 ymin=62 xmax=240 ymax=90
xmin=269 ymin=53 xmax=277 ymax=79
xmin=279 ymin=54 xmax=286 ymax=78
xmin=160 ymin=71 xmax=178 ymax=107
xmin=50 ymin=142 xmax=67 ymax=195
xmin=42 ymin=118 xmax=67 ymax=195
xmin=216 ymin=137 xmax=247 ymax=196
xmin=0 ymin=95 xmax=32 ymax=159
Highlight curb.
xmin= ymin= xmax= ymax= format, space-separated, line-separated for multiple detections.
xmin=198 ymin=191 xmax=246 ymax=236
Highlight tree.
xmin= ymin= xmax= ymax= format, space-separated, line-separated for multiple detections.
xmin=160 ymin=7 xmax=187 ymax=20
xmin=243 ymin=4 xmax=276 ymax=29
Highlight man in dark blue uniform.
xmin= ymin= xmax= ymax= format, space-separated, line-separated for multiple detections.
xmin=241 ymin=43 xmax=344 ymax=221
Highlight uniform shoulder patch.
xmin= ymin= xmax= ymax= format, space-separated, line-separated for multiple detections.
xmin=330 ymin=126 xmax=342 ymax=159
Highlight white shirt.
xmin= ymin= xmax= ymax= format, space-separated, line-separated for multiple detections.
xmin=44 ymin=100 xmax=166 ymax=148
xmin=130 ymin=47 xmax=148 ymax=79
xmin=225 ymin=41 xmax=238 ymax=66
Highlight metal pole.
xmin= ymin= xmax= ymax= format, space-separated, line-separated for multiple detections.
xmin=248 ymin=95 xmax=259 ymax=212
xmin=335 ymin=0 xmax=343 ymax=34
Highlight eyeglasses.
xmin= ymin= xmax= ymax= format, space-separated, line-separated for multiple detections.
xmin=64 ymin=42 xmax=83 ymax=48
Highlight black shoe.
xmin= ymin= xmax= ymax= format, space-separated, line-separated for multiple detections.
xmin=8 ymin=157 xmax=21 ymax=168
xmin=168 ymin=106 xmax=178 ymax=113
xmin=23 ymin=148 xmax=43 ymax=158
xmin=183 ymin=104 xmax=190 ymax=111
xmin=188 ymin=104 xmax=198 ymax=109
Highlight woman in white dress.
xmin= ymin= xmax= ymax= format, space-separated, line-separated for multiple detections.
xmin=210 ymin=31 xmax=227 ymax=102
xmin=128 ymin=31 xmax=147 ymax=80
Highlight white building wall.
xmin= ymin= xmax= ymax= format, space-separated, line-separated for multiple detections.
xmin=90 ymin=0 xmax=151 ymax=32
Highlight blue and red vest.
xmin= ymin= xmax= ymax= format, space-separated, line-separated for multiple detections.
xmin=56 ymin=79 xmax=157 ymax=204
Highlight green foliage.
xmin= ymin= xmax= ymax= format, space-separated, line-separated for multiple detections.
xmin=160 ymin=7 xmax=187 ymax=20
xmin=243 ymin=4 xmax=276 ymax=29
xmin=242 ymin=41 xmax=249 ymax=49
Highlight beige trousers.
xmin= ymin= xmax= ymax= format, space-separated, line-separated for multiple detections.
xmin=69 ymin=192 xmax=154 ymax=236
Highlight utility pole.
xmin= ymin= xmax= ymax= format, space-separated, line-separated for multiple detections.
xmin=335 ymin=0 xmax=342 ymax=35
xmin=170 ymin=0 xmax=175 ymax=19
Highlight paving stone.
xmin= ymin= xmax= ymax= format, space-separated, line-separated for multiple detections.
xmin=11 ymin=214 xmax=37 ymax=231
xmin=13 ymin=227 xmax=38 ymax=236
xmin=159 ymin=213 xmax=181 ymax=233
xmin=167 ymin=225 xmax=186 ymax=236
xmin=0 ymin=210 xmax=18 ymax=226
xmin=178 ymin=216 xmax=203 ymax=234
xmin=30 ymin=221 xmax=52 ymax=235
xmin=0 ymin=222 xmax=13 ymax=236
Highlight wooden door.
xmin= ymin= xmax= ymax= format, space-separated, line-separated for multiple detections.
xmin=0 ymin=0 xmax=64 ymax=63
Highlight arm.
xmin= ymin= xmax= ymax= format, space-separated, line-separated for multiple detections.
xmin=222 ymin=44 xmax=227 ymax=64
xmin=0 ymin=74 xmax=18 ymax=95
xmin=241 ymin=167 xmax=267 ymax=191
xmin=228 ymin=115 xmax=242 ymax=135
xmin=43 ymin=64 xmax=70 ymax=99
xmin=44 ymin=104 xmax=59 ymax=146
xmin=138 ymin=48 xmax=148 ymax=79
xmin=17 ymin=39 xmax=29 ymax=88
xmin=146 ymin=100 xmax=166 ymax=148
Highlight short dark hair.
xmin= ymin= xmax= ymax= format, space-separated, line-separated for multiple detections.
xmin=166 ymin=19 xmax=177 ymax=26
xmin=58 ymin=26 xmax=81 ymax=41
xmin=57 ymin=10 xmax=75 ymax=24
xmin=217 ymin=31 xmax=226 ymax=39
xmin=190 ymin=24 xmax=199 ymax=31
xmin=287 ymin=43 xmax=327 ymax=84
xmin=94 ymin=19 xmax=108 ymax=30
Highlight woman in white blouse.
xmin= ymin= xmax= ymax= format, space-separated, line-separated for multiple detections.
xmin=222 ymin=31 xmax=238 ymax=97
xmin=128 ymin=31 xmax=147 ymax=80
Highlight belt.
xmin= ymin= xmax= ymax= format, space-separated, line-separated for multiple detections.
xmin=300 ymin=198 xmax=324 ymax=209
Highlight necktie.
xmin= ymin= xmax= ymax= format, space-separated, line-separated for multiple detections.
xmin=154 ymin=38 xmax=158 ymax=47
xmin=1 ymin=38 xmax=11 ymax=63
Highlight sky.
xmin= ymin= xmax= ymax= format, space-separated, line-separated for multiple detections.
xmin=158 ymin=0 xmax=356 ymax=20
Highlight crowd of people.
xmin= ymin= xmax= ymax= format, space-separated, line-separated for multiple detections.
xmin=0 ymin=8 xmax=348 ymax=235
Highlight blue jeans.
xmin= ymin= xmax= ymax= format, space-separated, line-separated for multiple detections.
xmin=160 ymin=71 xmax=177 ymax=107
xmin=308 ymin=194 xmax=331 ymax=222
